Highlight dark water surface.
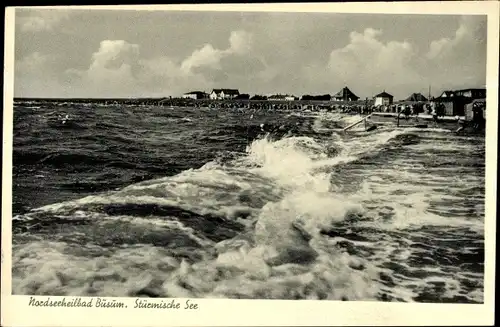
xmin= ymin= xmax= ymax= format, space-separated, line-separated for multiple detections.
xmin=12 ymin=101 xmax=485 ymax=302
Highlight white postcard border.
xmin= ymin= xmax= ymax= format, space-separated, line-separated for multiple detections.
xmin=2 ymin=2 xmax=499 ymax=326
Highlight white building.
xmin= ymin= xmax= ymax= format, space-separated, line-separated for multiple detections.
xmin=182 ymin=91 xmax=208 ymax=100
xmin=374 ymin=91 xmax=394 ymax=106
xmin=209 ymin=89 xmax=240 ymax=100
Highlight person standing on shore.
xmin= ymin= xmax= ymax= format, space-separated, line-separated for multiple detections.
xmin=412 ymin=104 xmax=419 ymax=122
xmin=431 ymin=102 xmax=439 ymax=126
xmin=455 ymin=115 xmax=466 ymax=133
xmin=404 ymin=105 xmax=411 ymax=120
xmin=472 ymin=103 xmax=485 ymax=130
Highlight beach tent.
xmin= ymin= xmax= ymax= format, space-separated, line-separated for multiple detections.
xmin=465 ymin=98 xmax=486 ymax=121
xmin=406 ymin=93 xmax=428 ymax=102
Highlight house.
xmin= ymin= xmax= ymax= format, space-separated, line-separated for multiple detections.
xmin=434 ymin=93 xmax=467 ymax=116
xmin=333 ymin=87 xmax=359 ymax=101
xmin=405 ymin=93 xmax=428 ymax=102
xmin=434 ymin=88 xmax=486 ymax=116
xmin=209 ymin=89 xmax=240 ymax=100
xmin=454 ymin=88 xmax=486 ymax=100
xmin=285 ymin=95 xmax=297 ymax=101
xmin=374 ymin=91 xmax=393 ymax=106
xmin=182 ymin=91 xmax=208 ymax=100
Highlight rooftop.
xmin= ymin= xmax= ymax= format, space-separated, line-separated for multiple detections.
xmin=184 ymin=91 xmax=207 ymax=95
xmin=333 ymin=86 xmax=359 ymax=99
xmin=405 ymin=93 xmax=428 ymax=102
xmin=375 ymin=91 xmax=393 ymax=98
xmin=212 ymin=89 xmax=240 ymax=95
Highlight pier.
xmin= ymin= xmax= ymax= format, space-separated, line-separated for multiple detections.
xmin=343 ymin=114 xmax=373 ymax=132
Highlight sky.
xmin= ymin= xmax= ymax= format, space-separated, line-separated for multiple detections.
xmin=14 ymin=8 xmax=487 ymax=100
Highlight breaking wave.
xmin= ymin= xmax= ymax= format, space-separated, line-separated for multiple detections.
xmin=12 ymin=110 xmax=484 ymax=302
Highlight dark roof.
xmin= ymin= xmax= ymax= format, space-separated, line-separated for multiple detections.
xmin=185 ymin=91 xmax=207 ymax=95
xmin=434 ymin=94 xmax=468 ymax=102
xmin=212 ymin=89 xmax=240 ymax=95
xmin=374 ymin=91 xmax=393 ymax=98
xmin=405 ymin=93 xmax=427 ymax=102
xmin=333 ymin=87 xmax=359 ymax=99
xmin=439 ymin=90 xmax=454 ymax=97
xmin=455 ymin=88 xmax=486 ymax=92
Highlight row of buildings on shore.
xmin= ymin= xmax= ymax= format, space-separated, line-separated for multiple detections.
xmin=181 ymin=86 xmax=486 ymax=117
xmin=356 ymin=87 xmax=486 ymax=117
xmin=181 ymin=87 xmax=362 ymax=101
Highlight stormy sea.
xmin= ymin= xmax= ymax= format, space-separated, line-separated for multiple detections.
xmin=11 ymin=100 xmax=485 ymax=303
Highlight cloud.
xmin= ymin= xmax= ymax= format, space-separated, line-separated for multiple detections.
xmin=326 ymin=28 xmax=422 ymax=98
xmin=90 ymin=40 xmax=140 ymax=71
xmin=65 ymin=40 xmax=141 ymax=97
xmin=56 ymin=31 xmax=256 ymax=97
xmin=180 ymin=30 xmax=255 ymax=75
xmin=15 ymin=15 xmax=485 ymax=99
xmin=180 ymin=44 xmax=224 ymax=74
xmin=137 ymin=57 xmax=210 ymax=96
xmin=424 ymin=16 xmax=486 ymax=90
xmin=427 ymin=16 xmax=485 ymax=60
xmin=60 ymin=30 xmax=261 ymax=97
xmin=228 ymin=30 xmax=253 ymax=55
xmin=312 ymin=15 xmax=486 ymax=99
xmin=18 ymin=10 xmax=70 ymax=32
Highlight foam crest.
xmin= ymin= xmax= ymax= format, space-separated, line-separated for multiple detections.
xmin=245 ymin=136 xmax=333 ymax=190
xmin=32 ymin=167 xmax=284 ymax=223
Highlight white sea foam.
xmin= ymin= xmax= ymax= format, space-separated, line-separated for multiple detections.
xmin=13 ymin=115 xmax=485 ymax=302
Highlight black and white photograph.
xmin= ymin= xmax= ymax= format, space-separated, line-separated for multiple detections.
xmin=2 ymin=2 xmax=498 ymax=326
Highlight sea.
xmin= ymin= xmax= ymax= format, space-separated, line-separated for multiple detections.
xmin=11 ymin=100 xmax=485 ymax=302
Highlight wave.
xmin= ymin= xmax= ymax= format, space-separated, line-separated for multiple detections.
xmin=12 ymin=118 xmax=484 ymax=302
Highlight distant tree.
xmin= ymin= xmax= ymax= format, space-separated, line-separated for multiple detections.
xmin=316 ymin=94 xmax=331 ymax=101
xmin=250 ymin=95 xmax=268 ymax=100
xmin=301 ymin=94 xmax=331 ymax=101
xmin=236 ymin=94 xmax=250 ymax=100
